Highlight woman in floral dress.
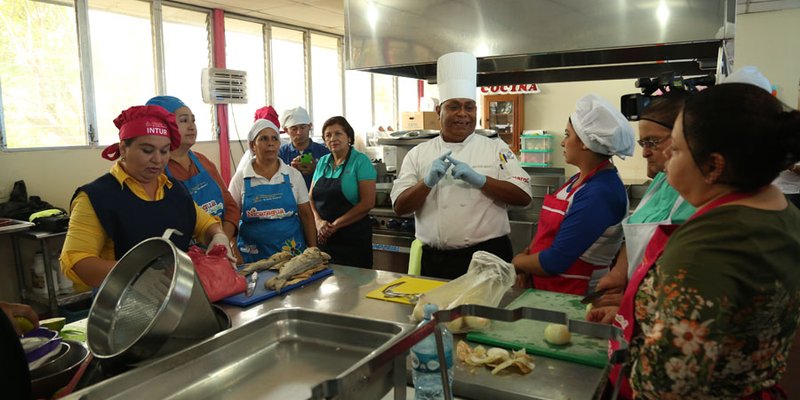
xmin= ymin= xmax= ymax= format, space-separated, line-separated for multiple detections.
xmin=590 ymin=83 xmax=800 ymax=399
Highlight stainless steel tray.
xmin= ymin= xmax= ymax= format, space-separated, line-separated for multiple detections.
xmin=314 ymin=304 xmax=628 ymax=400
xmin=65 ymin=308 xmax=414 ymax=400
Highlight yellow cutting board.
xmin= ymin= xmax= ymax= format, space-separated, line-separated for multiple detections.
xmin=366 ymin=277 xmax=446 ymax=305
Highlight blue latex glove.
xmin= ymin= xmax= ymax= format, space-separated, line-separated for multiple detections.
xmin=423 ymin=151 xmax=452 ymax=188
xmin=446 ymin=155 xmax=486 ymax=188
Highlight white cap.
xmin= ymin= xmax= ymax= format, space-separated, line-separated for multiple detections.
xmin=570 ymin=94 xmax=635 ymax=159
xmin=248 ymin=119 xmax=280 ymax=142
xmin=437 ymin=52 xmax=477 ymax=103
xmin=720 ymin=66 xmax=772 ymax=93
xmin=281 ymin=106 xmax=312 ymax=128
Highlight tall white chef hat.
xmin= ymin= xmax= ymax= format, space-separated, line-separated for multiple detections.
xmin=437 ymin=52 xmax=477 ymax=103
xmin=570 ymin=94 xmax=635 ymax=159
xmin=720 ymin=66 xmax=772 ymax=93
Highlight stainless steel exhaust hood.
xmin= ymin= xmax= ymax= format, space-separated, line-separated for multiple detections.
xmin=345 ymin=0 xmax=735 ymax=84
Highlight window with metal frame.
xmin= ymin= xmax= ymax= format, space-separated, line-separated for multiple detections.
xmin=0 ymin=0 xmax=85 ymax=149
xmin=89 ymin=0 xmax=155 ymax=145
xmin=311 ymin=33 xmax=343 ymax=134
xmin=225 ymin=16 xmax=267 ymax=145
xmin=162 ymin=5 xmax=213 ymax=141
xmin=271 ymin=26 xmax=306 ymax=125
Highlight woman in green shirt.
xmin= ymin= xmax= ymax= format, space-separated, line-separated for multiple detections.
xmin=593 ymin=92 xmax=696 ymax=308
xmin=310 ymin=116 xmax=376 ymax=268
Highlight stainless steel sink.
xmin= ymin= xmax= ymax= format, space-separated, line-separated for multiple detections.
xmin=66 ymin=308 xmax=414 ymax=399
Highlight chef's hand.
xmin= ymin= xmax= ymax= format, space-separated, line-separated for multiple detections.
xmin=446 ymin=155 xmax=486 ymax=188
xmin=207 ymin=232 xmax=236 ymax=264
xmin=423 ymin=151 xmax=452 ymax=188
xmin=586 ymin=305 xmax=619 ymax=325
xmin=593 ymin=269 xmax=626 ymax=308
xmin=0 ymin=301 xmax=39 ymax=336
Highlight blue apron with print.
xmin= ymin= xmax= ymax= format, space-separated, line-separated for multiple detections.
xmin=166 ymin=151 xmax=225 ymax=247
xmin=237 ymin=174 xmax=306 ymax=263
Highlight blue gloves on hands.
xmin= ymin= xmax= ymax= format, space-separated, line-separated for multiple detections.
xmin=446 ymin=155 xmax=486 ymax=188
xmin=423 ymin=151 xmax=452 ymax=188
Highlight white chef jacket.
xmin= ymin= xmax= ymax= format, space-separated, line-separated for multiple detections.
xmin=390 ymin=134 xmax=532 ymax=250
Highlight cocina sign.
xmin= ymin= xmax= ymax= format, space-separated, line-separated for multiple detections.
xmin=480 ymin=84 xmax=540 ymax=94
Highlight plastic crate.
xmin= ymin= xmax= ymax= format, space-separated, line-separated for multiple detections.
xmin=520 ymin=149 xmax=551 ymax=167
xmin=521 ymin=132 xmax=553 ymax=151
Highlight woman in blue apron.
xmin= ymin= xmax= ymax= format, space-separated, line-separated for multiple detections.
xmin=146 ymin=96 xmax=240 ymax=247
xmin=310 ymin=116 xmax=376 ymax=268
xmin=228 ymin=118 xmax=317 ymax=263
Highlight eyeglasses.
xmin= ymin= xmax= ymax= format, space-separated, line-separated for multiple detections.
xmin=637 ymin=137 xmax=669 ymax=149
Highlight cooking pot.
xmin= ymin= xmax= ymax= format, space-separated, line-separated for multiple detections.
xmin=87 ymin=229 xmax=223 ymax=365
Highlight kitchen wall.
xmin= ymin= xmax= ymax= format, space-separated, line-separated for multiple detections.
xmin=521 ymin=79 xmax=649 ymax=184
xmin=734 ymin=8 xmax=800 ymax=109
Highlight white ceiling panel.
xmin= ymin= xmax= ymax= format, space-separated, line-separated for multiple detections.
xmin=173 ymin=0 xmax=345 ymax=34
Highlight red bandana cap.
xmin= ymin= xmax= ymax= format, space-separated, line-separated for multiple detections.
xmin=101 ymin=105 xmax=181 ymax=160
xmin=254 ymin=106 xmax=281 ymax=130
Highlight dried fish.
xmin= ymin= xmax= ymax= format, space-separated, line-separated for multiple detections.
xmin=239 ymin=251 xmax=293 ymax=276
xmin=265 ymin=247 xmax=331 ymax=292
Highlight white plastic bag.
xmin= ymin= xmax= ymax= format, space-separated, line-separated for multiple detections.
xmin=411 ymin=251 xmax=516 ymax=333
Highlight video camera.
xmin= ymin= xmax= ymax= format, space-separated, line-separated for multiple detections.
xmin=620 ymin=72 xmax=715 ymax=121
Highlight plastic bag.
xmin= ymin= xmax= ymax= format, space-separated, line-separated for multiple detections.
xmin=188 ymin=245 xmax=246 ymax=302
xmin=411 ymin=251 xmax=516 ymax=333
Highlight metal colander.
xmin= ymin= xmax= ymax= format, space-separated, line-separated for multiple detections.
xmin=87 ymin=230 xmax=222 ymax=364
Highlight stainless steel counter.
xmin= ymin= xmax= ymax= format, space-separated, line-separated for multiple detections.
xmin=220 ymin=265 xmax=607 ymax=400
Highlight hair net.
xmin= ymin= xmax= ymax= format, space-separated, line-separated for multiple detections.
xmin=281 ymin=106 xmax=312 ymax=128
xmin=720 ymin=66 xmax=772 ymax=93
xmin=248 ymin=119 xmax=280 ymax=142
xmin=145 ymin=96 xmax=187 ymax=113
xmin=570 ymin=94 xmax=635 ymax=159
xmin=102 ymin=105 xmax=181 ymax=160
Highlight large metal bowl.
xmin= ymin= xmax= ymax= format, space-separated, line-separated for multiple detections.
xmin=31 ymin=339 xmax=90 ymax=399
xmin=87 ymin=232 xmax=222 ymax=365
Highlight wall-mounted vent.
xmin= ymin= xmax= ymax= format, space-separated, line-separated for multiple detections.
xmin=201 ymin=68 xmax=247 ymax=104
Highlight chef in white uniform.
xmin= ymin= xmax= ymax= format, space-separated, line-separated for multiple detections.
xmin=390 ymin=52 xmax=532 ymax=279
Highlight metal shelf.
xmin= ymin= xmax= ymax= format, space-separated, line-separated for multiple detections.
xmin=27 ymin=290 xmax=91 ymax=308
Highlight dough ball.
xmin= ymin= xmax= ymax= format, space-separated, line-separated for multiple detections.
xmin=463 ymin=316 xmax=490 ymax=330
xmin=543 ymin=323 xmax=571 ymax=345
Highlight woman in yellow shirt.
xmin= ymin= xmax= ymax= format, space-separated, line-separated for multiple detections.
xmin=60 ymin=105 xmax=231 ymax=290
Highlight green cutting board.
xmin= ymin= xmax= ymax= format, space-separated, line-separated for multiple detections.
xmin=465 ymin=289 xmax=608 ymax=368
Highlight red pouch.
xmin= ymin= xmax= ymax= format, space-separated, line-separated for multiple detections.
xmin=188 ymin=245 xmax=246 ymax=302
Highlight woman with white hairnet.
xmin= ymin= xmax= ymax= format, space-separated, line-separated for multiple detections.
xmin=228 ymin=118 xmax=317 ymax=263
xmin=512 ymin=94 xmax=634 ymax=295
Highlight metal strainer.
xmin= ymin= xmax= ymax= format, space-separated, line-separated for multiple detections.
xmin=87 ymin=230 xmax=222 ymax=364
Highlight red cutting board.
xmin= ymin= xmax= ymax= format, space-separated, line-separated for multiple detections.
xmin=466 ymin=289 xmax=608 ymax=368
